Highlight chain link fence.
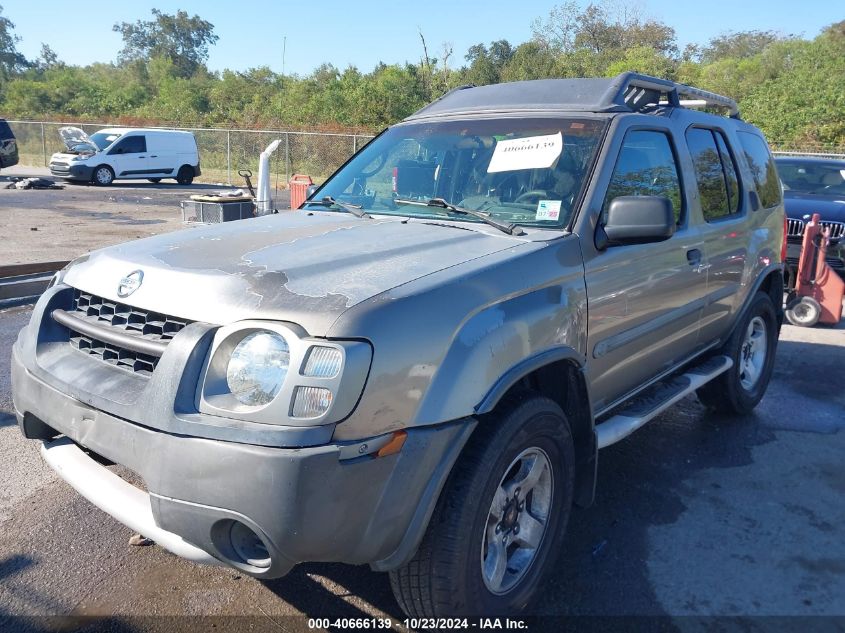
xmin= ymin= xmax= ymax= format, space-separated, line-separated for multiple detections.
xmin=5 ymin=120 xmax=375 ymax=187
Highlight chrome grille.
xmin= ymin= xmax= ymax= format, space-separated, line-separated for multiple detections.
xmin=786 ymin=218 xmax=804 ymax=237
xmin=823 ymin=221 xmax=845 ymax=239
xmin=786 ymin=218 xmax=845 ymax=239
xmin=65 ymin=289 xmax=191 ymax=376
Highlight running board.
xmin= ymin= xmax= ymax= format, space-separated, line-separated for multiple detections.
xmin=596 ymin=355 xmax=733 ymax=449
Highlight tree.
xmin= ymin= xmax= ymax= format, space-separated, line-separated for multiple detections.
xmin=465 ymin=40 xmax=514 ymax=85
xmin=0 ymin=4 xmax=28 ymax=86
xmin=113 ymin=9 xmax=218 ymax=78
xmin=699 ymin=30 xmax=790 ymax=63
xmin=34 ymin=44 xmax=61 ymax=72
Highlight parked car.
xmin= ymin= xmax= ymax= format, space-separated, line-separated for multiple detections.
xmin=0 ymin=118 xmax=19 ymax=171
xmin=49 ymin=127 xmax=201 ymax=186
xmin=12 ymin=73 xmax=785 ymax=617
xmin=775 ymin=155 xmax=845 ymax=280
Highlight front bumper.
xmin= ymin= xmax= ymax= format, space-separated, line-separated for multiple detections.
xmin=12 ymin=344 xmax=474 ymax=578
xmin=49 ymin=162 xmax=94 ymax=181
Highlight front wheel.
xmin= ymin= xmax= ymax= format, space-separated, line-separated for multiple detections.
xmin=92 ymin=165 xmax=114 ymax=186
xmin=697 ymin=291 xmax=778 ymax=414
xmin=390 ymin=394 xmax=574 ymax=617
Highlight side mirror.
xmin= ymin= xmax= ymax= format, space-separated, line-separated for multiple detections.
xmin=601 ymin=196 xmax=675 ymax=247
xmin=305 ymin=184 xmax=320 ymax=200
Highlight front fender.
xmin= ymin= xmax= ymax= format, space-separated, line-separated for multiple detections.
xmin=412 ymin=283 xmax=587 ymax=425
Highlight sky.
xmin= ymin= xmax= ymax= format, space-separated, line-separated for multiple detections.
xmin=1 ymin=1 xmax=840 ymax=75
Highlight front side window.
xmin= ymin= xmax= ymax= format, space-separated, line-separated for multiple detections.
xmin=603 ymin=130 xmax=683 ymax=223
xmin=737 ymin=132 xmax=781 ymax=209
xmin=309 ymin=118 xmax=606 ymax=229
xmin=686 ymin=128 xmax=742 ymax=221
xmin=109 ymin=135 xmax=146 ymax=155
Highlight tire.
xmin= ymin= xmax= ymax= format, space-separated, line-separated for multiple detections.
xmin=176 ymin=166 xmax=194 ymax=185
xmin=785 ymin=296 xmax=821 ymax=327
xmin=147 ymin=178 xmax=162 ymax=184
xmin=697 ymin=291 xmax=778 ymax=415
xmin=92 ymin=165 xmax=114 ymax=186
xmin=390 ymin=394 xmax=575 ymax=617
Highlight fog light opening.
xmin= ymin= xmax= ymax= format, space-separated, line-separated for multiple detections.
xmin=227 ymin=520 xmax=271 ymax=569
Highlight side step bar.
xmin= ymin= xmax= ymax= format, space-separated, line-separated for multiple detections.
xmin=596 ymin=355 xmax=732 ymax=449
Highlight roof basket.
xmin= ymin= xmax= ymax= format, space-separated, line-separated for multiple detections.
xmin=611 ymin=72 xmax=740 ymax=118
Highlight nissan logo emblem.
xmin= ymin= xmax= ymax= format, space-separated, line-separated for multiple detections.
xmin=117 ymin=270 xmax=144 ymax=298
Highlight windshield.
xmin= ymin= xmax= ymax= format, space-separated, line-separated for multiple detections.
xmin=90 ymin=132 xmax=122 ymax=151
xmin=309 ymin=118 xmax=606 ymax=229
xmin=776 ymin=159 xmax=845 ymax=196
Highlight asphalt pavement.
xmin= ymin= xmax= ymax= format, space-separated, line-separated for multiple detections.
xmin=0 ymin=301 xmax=843 ymax=631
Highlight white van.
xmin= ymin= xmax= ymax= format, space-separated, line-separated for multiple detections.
xmin=49 ymin=127 xmax=201 ymax=186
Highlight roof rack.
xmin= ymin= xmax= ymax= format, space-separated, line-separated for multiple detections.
xmin=404 ymin=72 xmax=741 ymax=122
xmin=611 ymin=72 xmax=740 ymax=118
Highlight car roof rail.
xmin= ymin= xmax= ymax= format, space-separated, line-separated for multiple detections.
xmin=612 ymin=72 xmax=740 ymax=118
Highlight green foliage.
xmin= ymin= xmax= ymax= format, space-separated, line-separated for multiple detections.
xmin=0 ymin=4 xmax=842 ymax=149
xmin=113 ymin=9 xmax=218 ymax=78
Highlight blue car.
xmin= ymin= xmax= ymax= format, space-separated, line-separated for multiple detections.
xmin=775 ymin=156 xmax=845 ymax=280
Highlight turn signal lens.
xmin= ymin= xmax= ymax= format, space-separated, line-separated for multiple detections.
xmin=291 ymin=386 xmax=333 ymax=418
xmin=302 ymin=346 xmax=342 ymax=378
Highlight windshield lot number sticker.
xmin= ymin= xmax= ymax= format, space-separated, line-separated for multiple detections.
xmin=535 ymin=200 xmax=562 ymax=221
xmin=487 ymin=132 xmax=563 ymax=173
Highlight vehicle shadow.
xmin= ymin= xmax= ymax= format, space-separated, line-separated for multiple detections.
xmin=260 ymin=397 xmax=772 ymax=625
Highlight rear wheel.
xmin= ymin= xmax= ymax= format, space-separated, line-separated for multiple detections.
xmin=92 ymin=165 xmax=114 ymax=186
xmin=697 ymin=291 xmax=778 ymax=414
xmin=176 ymin=166 xmax=194 ymax=185
xmin=389 ymin=394 xmax=574 ymax=617
xmin=785 ymin=296 xmax=821 ymax=327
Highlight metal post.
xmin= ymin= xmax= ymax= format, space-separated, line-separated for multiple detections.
xmin=285 ymin=133 xmax=290 ymax=184
xmin=226 ymin=130 xmax=231 ymax=185
xmin=41 ymin=122 xmax=47 ymax=167
xmin=353 ymin=134 xmax=357 ymax=154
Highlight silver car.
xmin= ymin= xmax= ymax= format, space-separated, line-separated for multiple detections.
xmin=12 ymin=73 xmax=785 ymax=617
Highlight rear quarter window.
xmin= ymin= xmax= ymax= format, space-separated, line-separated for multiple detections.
xmin=737 ymin=132 xmax=781 ymax=209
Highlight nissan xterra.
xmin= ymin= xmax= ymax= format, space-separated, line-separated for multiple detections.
xmin=12 ymin=73 xmax=786 ymax=617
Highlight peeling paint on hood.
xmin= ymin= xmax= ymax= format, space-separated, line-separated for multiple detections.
xmin=63 ymin=211 xmax=528 ymax=335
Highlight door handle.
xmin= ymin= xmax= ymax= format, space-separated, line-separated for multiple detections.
xmin=150 ymin=155 xmax=158 ymax=158
xmin=138 ymin=156 xmax=146 ymax=159
xmin=686 ymin=249 xmax=702 ymax=266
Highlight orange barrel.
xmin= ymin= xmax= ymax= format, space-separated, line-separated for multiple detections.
xmin=289 ymin=174 xmax=314 ymax=210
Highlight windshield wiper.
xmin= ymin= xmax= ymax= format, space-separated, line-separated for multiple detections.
xmin=393 ymin=197 xmax=524 ymax=236
xmin=306 ymin=196 xmax=371 ymax=219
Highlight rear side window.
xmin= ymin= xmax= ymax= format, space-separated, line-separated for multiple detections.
xmin=685 ymin=128 xmax=742 ymax=221
xmin=110 ymin=135 xmax=146 ymax=154
xmin=603 ymin=130 xmax=683 ymax=223
xmin=737 ymin=132 xmax=781 ymax=209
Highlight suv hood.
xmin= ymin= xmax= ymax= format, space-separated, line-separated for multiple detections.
xmin=784 ymin=191 xmax=845 ymax=223
xmin=59 ymin=126 xmax=98 ymax=154
xmin=63 ymin=211 xmax=528 ymax=335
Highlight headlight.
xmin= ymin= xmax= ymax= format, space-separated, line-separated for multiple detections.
xmin=225 ymin=331 xmax=290 ymax=406
xmin=72 ymin=154 xmax=92 ymax=161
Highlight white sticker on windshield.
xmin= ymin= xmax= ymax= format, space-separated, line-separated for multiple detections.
xmin=487 ymin=132 xmax=563 ymax=173
xmin=535 ymin=200 xmax=562 ymax=221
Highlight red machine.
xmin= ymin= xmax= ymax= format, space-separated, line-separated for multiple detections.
xmin=785 ymin=213 xmax=845 ymax=327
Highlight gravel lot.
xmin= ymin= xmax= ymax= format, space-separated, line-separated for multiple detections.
xmin=1 ymin=166 xmax=289 ymax=265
